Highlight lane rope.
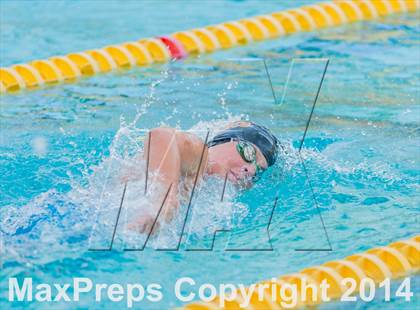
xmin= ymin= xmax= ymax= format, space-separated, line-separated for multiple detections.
xmin=1 ymin=0 xmax=418 ymax=93
xmin=183 ymin=235 xmax=420 ymax=309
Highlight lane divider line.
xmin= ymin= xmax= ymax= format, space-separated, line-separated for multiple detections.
xmin=183 ymin=235 xmax=419 ymax=309
xmin=275 ymin=11 xmax=302 ymax=32
xmin=196 ymin=28 xmax=221 ymax=50
xmin=380 ymin=0 xmax=394 ymax=14
xmin=308 ymin=4 xmax=334 ymax=26
xmin=2 ymin=67 xmax=26 ymax=89
xmin=159 ymin=36 xmax=188 ymax=59
xmin=398 ymin=0 xmax=408 ymax=12
xmin=124 ymin=42 xmax=154 ymax=64
xmin=245 ymin=17 xmax=271 ymax=39
xmin=90 ymin=49 xmax=118 ymax=70
xmin=1 ymin=0 xmax=418 ymax=93
xmin=172 ymin=31 xmax=206 ymax=53
xmin=293 ymin=8 xmax=318 ymax=30
xmin=14 ymin=63 xmax=45 ymax=85
xmin=342 ymin=0 xmax=364 ymax=20
xmin=324 ymin=2 xmax=349 ymax=23
xmin=50 ymin=56 xmax=81 ymax=78
xmin=360 ymin=0 xmax=380 ymax=18
xmin=224 ymin=21 xmax=254 ymax=42
xmin=259 ymin=14 xmax=286 ymax=36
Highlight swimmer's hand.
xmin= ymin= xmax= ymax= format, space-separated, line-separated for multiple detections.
xmin=127 ymin=194 xmax=179 ymax=235
xmin=128 ymin=214 xmax=161 ymax=235
xmin=119 ymin=170 xmax=143 ymax=184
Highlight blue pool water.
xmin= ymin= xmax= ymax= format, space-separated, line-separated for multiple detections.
xmin=1 ymin=1 xmax=419 ymax=309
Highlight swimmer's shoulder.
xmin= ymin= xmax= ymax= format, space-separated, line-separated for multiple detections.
xmin=175 ymin=130 xmax=207 ymax=175
xmin=175 ymin=130 xmax=205 ymax=156
xmin=149 ymin=127 xmax=206 ymax=173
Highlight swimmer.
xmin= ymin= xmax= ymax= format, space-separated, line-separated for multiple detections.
xmin=128 ymin=121 xmax=279 ymax=233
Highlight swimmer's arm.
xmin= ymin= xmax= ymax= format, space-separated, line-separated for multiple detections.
xmin=130 ymin=128 xmax=204 ymax=233
xmin=131 ymin=128 xmax=181 ymax=233
xmin=148 ymin=127 xmax=181 ymax=207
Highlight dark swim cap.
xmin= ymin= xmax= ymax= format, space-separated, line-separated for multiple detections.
xmin=207 ymin=122 xmax=279 ymax=166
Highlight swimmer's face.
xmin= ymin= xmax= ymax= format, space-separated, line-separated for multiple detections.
xmin=207 ymin=141 xmax=268 ymax=188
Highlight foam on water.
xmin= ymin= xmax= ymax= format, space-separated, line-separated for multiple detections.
xmin=0 ymin=79 xmax=256 ymax=269
xmin=1 ymin=9 xmax=419 ymax=308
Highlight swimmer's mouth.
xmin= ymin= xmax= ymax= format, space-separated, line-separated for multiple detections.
xmin=228 ymin=170 xmax=252 ymax=188
xmin=228 ymin=169 xmax=239 ymax=183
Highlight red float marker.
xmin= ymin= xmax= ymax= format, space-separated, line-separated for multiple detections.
xmin=159 ymin=36 xmax=187 ymax=59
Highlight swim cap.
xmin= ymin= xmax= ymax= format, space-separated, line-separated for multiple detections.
xmin=207 ymin=122 xmax=279 ymax=166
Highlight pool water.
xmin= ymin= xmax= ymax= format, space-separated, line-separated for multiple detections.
xmin=1 ymin=1 xmax=419 ymax=309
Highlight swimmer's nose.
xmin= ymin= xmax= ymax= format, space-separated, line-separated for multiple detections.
xmin=241 ymin=165 xmax=255 ymax=178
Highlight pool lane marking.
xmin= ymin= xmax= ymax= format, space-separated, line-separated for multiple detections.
xmin=326 ymin=259 xmax=367 ymax=281
xmin=282 ymin=272 xmax=318 ymax=284
xmin=125 ymin=41 xmax=154 ymax=64
xmin=260 ymin=14 xmax=286 ymax=36
xmin=92 ymin=49 xmax=118 ymax=69
xmin=146 ymin=38 xmax=172 ymax=60
xmin=15 ymin=63 xmax=45 ymax=85
xmin=77 ymin=52 xmax=101 ymax=73
xmin=50 ymin=56 xmax=81 ymax=77
xmin=212 ymin=24 xmax=238 ymax=46
xmin=3 ymin=67 xmax=26 ymax=89
xmin=120 ymin=45 xmax=138 ymax=66
xmin=348 ymin=253 xmax=393 ymax=278
xmin=3 ymin=1 xmax=419 ymax=93
xmin=110 ymin=45 xmax=137 ymax=66
xmin=276 ymin=11 xmax=302 ymax=32
xmin=173 ymin=31 xmax=206 ymax=53
xmin=293 ymin=8 xmax=318 ymax=30
xmin=400 ymin=239 xmax=420 ymax=250
xmin=342 ymin=0 xmax=364 ymax=19
xmin=184 ymin=31 xmax=207 ymax=53
xmin=302 ymin=266 xmax=345 ymax=294
xmin=307 ymin=5 xmax=334 ymax=26
xmin=323 ymin=2 xmax=349 ymax=23
xmin=197 ymin=28 xmax=222 ymax=49
xmin=42 ymin=59 xmax=65 ymax=81
xmin=225 ymin=21 xmax=254 ymax=42
xmin=379 ymin=0 xmax=394 ymax=14
xmin=397 ymin=0 xmax=408 ymax=12
xmin=360 ymin=0 xmax=379 ymax=18
xmin=183 ymin=236 xmax=420 ymax=309
xmin=246 ymin=17 xmax=271 ymax=39
xmin=370 ymin=246 xmax=412 ymax=272
xmin=159 ymin=36 xmax=187 ymax=59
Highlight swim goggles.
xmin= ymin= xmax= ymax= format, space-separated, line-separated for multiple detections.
xmin=235 ymin=140 xmax=263 ymax=178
